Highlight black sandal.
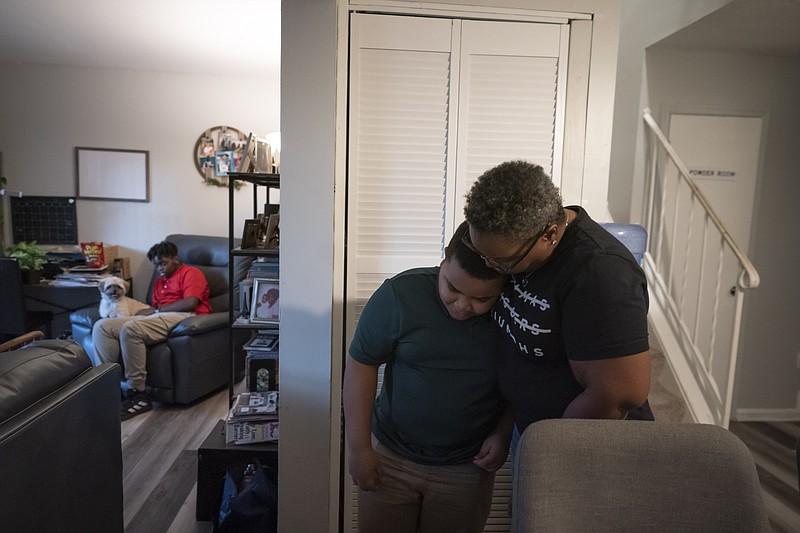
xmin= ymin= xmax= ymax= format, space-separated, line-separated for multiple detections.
xmin=121 ymin=392 xmax=152 ymax=421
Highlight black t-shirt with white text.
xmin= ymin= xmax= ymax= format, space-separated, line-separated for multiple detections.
xmin=493 ymin=207 xmax=653 ymax=431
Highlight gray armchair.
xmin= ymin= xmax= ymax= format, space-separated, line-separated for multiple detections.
xmin=512 ymin=419 xmax=769 ymax=532
xmin=70 ymin=234 xmax=251 ymax=404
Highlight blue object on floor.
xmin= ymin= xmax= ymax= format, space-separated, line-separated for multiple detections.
xmin=600 ymin=223 xmax=647 ymax=266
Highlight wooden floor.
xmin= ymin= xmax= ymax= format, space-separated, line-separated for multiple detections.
xmin=122 ymin=387 xmax=229 ymax=533
xmin=729 ymin=421 xmax=800 ymax=533
xmin=123 ymin=373 xmax=800 ymax=532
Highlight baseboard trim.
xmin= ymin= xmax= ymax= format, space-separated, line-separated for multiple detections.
xmin=733 ymin=408 xmax=800 ymax=422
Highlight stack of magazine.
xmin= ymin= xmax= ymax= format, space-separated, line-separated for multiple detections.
xmin=225 ymin=391 xmax=279 ymax=445
xmin=50 ymin=266 xmax=111 ymax=287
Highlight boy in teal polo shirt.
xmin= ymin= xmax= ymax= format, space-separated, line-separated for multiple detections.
xmin=344 ymin=222 xmax=512 ymax=533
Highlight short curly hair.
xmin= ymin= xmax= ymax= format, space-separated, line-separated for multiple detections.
xmin=146 ymin=241 xmax=178 ymax=261
xmin=464 ymin=160 xmax=564 ymax=240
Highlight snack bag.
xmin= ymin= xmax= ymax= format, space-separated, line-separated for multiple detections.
xmin=81 ymin=241 xmax=105 ymax=268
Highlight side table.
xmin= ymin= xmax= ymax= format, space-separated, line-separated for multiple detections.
xmin=196 ymin=419 xmax=278 ymax=521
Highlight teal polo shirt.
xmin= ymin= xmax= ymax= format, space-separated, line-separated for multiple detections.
xmin=349 ymin=267 xmax=504 ymax=465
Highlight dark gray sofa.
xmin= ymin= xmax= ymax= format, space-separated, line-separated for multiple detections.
xmin=70 ymin=234 xmax=250 ymax=404
xmin=0 ymin=339 xmax=123 ymax=533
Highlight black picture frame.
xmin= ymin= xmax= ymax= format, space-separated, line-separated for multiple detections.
xmin=241 ymin=219 xmax=260 ymax=249
xmin=248 ymin=357 xmax=278 ymax=392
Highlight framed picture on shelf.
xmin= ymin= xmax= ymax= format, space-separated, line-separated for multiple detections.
xmin=265 ymin=213 xmax=280 ymax=249
xmin=250 ymin=278 xmax=279 ymax=324
xmin=248 ymin=357 xmax=278 ymax=392
xmin=238 ymin=278 xmax=254 ymax=317
xmin=241 ymin=219 xmax=260 ymax=249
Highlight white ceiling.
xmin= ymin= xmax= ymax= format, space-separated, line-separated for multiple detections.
xmin=0 ymin=0 xmax=797 ymax=77
xmin=0 ymin=0 xmax=281 ymax=75
xmin=653 ymin=0 xmax=800 ymax=57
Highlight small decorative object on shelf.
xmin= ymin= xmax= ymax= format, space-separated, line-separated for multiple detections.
xmin=244 ymin=332 xmax=279 ymax=392
xmin=239 ymin=132 xmax=281 ymax=174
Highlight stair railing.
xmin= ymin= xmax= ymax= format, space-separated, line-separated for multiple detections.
xmin=641 ymin=108 xmax=759 ymax=427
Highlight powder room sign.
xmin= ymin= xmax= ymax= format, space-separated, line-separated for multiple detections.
xmin=687 ymin=167 xmax=737 ymax=180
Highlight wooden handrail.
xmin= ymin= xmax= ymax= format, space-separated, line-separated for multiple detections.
xmin=642 ymin=108 xmax=760 ymax=289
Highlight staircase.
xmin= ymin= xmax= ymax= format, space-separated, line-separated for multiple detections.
xmin=640 ymin=108 xmax=760 ymax=428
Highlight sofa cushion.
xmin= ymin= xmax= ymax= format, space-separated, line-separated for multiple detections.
xmin=0 ymin=340 xmax=91 ymax=422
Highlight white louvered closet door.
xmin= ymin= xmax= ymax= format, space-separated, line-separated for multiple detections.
xmin=347 ymin=13 xmax=457 ymax=320
xmin=345 ymin=12 xmax=568 ymax=533
xmin=452 ymin=20 xmax=568 ymax=227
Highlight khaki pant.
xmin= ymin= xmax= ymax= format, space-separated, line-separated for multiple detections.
xmin=92 ymin=312 xmax=192 ymax=391
xmin=357 ymin=441 xmax=495 ymax=533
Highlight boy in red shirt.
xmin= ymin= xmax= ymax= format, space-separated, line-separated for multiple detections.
xmin=93 ymin=241 xmax=211 ymax=420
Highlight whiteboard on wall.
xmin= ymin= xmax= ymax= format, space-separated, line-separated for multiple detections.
xmin=76 ymin=147 xmax=150 ymax=202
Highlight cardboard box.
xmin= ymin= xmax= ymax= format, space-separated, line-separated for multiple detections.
xmin=112 ymin=257 xmax=131 ymax=279
xmin=103 ymin=245 xmax=119 ymax=264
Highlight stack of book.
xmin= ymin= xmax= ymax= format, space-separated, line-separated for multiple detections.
xmin=225 ymin=391 xmax=279 ymax=445
xmin=50 ymin=266 xmax=111 ymax=287
xmin=249 ymin=257 xmax=279 ymax=278
xmin=243 ymin=332 xmax=279 ymax=392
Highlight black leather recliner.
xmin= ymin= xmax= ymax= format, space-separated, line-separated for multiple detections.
xmin=70 ymin=234 xmax=250 ymax=404
xmin=0 ymin=258 xmax=53 ymax=342
xmin=0 ymin=339 xmax=123 ymax=533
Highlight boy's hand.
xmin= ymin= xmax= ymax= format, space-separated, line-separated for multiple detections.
xmin=349 ymin=447 xmax=384 ymax=491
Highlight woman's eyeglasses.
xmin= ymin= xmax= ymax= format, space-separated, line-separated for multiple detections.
xmin=461 ymin=226 xmax=546 ymax=274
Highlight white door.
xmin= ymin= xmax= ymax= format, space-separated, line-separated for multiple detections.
xmin=452 ymin=19 xmax=567 ymax=227
xmin=667 ymin=113 xmax=762 ymax=424
xmin=668 ymin=114 xmax=761 ymax=248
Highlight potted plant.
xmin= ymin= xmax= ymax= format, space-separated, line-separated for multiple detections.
xmin=6 ymin=240 xmax=47 ymax=284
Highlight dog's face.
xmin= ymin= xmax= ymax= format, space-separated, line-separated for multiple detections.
xmin=99 ymin=276 xmax=129 ymax=302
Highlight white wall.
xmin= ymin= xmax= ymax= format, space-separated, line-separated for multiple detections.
xmin=279 ymin=1 xmax=339 ymax=531
xmin=0 ymin=63 xmax=279 ymax=299
xmin=608 ymin=0 xmax=735 ymax=223
xmin=646 ymin=48 xmax=800 ymax=417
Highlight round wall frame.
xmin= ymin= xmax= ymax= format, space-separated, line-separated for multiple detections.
xmin=194 ymin=125 xmax=247 ymax=188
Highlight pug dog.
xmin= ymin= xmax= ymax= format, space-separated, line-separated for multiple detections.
xmin=98 ymin=276 xmax=150 ymax=318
